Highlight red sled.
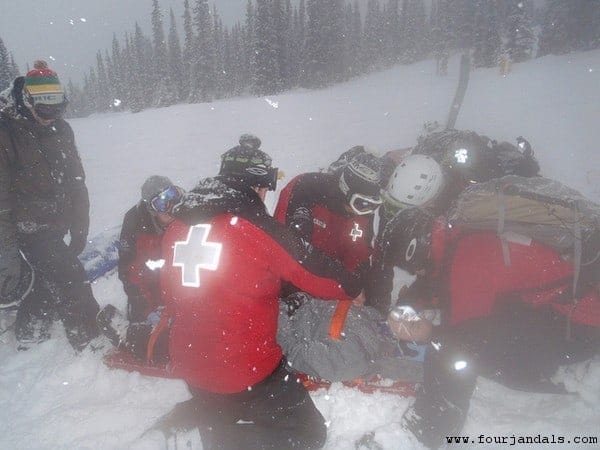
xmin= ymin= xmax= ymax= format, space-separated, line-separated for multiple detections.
xmin=104 ymin=349 xmax=179 ymax=379
xmin=104 ymin=350 xmax=418 ymax=397
xmin=297 ymin=373 xmax=418 ymax=397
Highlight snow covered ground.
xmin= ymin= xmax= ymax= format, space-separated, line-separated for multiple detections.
xmin=1 ymin=50 xmax=599 ymax=449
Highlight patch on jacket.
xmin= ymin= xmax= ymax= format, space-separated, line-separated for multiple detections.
xmin=313 ymin=218 xmax=327 ymax=229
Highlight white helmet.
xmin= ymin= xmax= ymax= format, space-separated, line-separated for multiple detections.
xmin=384 ymin=154 xmax=444 ymax=209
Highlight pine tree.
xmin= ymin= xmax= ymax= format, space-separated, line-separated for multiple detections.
xmin=363 ymin=0 xmax=382 ymax=70
xmin=505 ymin=0 xmax=535 ymax=63
xmin=383 ymin=0 xmax=402 ymax=65
xmin=537 ymin=0 xmax=570 ymax=56
xmin=272 ymin=0 xmax=288 ymax=92
xmin=168 ymin=8 xmax=185 ymax=102
xmin=213 ymin=5 xmax=226 ymax=98
xmin=95 ymin=51 xmax=111 ymax=112
xmin=151 ymin=0 xmax=177 ymax=106
xmin=110 ymin=34 xmax=126 ymax=110
xmin=431 ymin=0 xmax=450 ymax=75
xmin=323 ymin=0 xmax=345 ymax=82
xmin=9 ymin=54 xmax=20 ymax=80
xmin=182 ymin=0 xmax=195 ymax=101
xmin=191 ymin=0 xmax=215 ymax=102
xmin=253 ymin=0 xmax=277 ymax=95
xmin=472 ymin=0 xmax=502 ymax=68
xmin=538 ymin=0 xmax=600 ymax=57
xmin=401 ymin=0 xmax=427 ymax=63
xmin=131 ymin=22 xmax=153 ymax=111
xmin=295 ymin=0 xmax=307 ymax=84
xmin=0 ymin=36 xmax=12 ymax=91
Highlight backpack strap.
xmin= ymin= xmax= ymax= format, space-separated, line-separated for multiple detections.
xmin=496 ymin=187 xmax=512 ymax=266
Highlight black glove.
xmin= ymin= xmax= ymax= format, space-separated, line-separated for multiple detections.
xmin=0 ymin=251 xmax=34 ymax=309
xmin=290 ymin=207 xmax=313 ymax=240
xmin=69 ymin=227 xmax=88 ymax=256
xmin=281 ymin=292 xmax=310 ymax=317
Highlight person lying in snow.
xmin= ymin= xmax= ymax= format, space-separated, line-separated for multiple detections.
xmin=380 ymin=203 xmax=600 ymax=449
xmin=277 ymin=291 xmax=426 ymax=384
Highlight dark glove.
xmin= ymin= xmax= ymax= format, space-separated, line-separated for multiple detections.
xmin=69 ymin=227 xmax=88 ymax=256
xmin=290 ymin=207 xmax=313 ymax=240
xmin=281 ymin=292 xmax=310 ymax=317
xmin=0 ymin=251 xmax=34 ymax=309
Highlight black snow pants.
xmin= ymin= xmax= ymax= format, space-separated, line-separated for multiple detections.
xmin=403 ymin=300 xmax=600 ymax=449
xmin=15 ymin=230 xmax=100 ymax=350
xmin=186 ymin=359 xmax=327 ymax=450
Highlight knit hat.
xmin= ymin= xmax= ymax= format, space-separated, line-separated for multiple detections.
xmin=141 ymin=175 xmax=174 ymax=203
xmin=24 ymin=61 xmax=65 ymax=106
xmin=219 ymin=134 xmax=279 ymax=190
xmin=339 ymin=152 xmax=382 ymax=200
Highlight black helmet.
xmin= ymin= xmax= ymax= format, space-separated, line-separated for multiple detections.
xmin=327 ymin=145 xmax=367 ymax=175
xmin=380 ymin=207 xmax=434 ymax=274
xmin=219 ymin=134 xmax=279 ymax=190
xmin=338 ymin=152 xmax=383 ymax=215
xmin=413 ymin=130 xmax=497 ymax=183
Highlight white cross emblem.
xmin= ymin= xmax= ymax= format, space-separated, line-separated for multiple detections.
xmin=454 ymin=148 xmax=469 ymax=164
xmin=350 ymin=223 xmax=363 ymax=242
xmin=173 ymin=224 xmax=222 ymax=287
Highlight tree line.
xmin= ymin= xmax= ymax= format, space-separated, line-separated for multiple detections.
xmin=1 ymin=1 xmax=599 ymax=117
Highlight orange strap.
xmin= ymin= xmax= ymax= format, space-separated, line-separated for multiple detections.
xmin=146 ymin=311 xmax=170 ymax=364
xmin=329 ymin=300 xmax=352 ymax=340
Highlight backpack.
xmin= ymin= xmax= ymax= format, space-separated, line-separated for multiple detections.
xmin=413 ymin=129 xmax=540 ymax=182
xmin=447 ymin=175 xmax=600 ymax=296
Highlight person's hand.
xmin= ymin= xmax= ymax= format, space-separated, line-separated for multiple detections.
xmin=282 ymin=292 xmax=309 ymax=316
xmin=352 ymin=290 xmax=366 ymax=307
xmin=387 ymin=305 xmax=433 ymax=342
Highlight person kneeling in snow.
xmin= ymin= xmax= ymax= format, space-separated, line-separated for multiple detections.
xmin=97 ymin=175 xmax=185 ymax=363
xmin=381 ymin=206 xmax=600 ymax=449
xmin=155 ymin=135 xmax=363 ymax=449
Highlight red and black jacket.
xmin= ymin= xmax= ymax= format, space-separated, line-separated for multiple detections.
xmin=274 ymin=172 xmax=374 ymax=278
xmin=160 ymin=177 xmax=361 ymax=394
xmin=118 ymin=203 xmax=164 ymax=322
xmin=381 ymin=218 xmax=600 ymax=328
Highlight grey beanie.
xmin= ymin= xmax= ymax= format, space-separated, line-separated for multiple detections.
xmin=141 ymin=175 xmax=173 ymax=202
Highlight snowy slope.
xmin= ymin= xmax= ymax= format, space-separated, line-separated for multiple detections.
xmin=1 ymin=50 xmax=599 ymax=450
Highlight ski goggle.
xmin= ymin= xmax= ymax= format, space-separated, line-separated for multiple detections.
xmin=348 ymin=193 xmax=382 ymax=215
xmin=244 ymin=165 xmax=280 ymax=191
xmin=33 ymin=101 xmax=68 ymax=120
xmin=149 ymin=186 xmax=185 ymax=214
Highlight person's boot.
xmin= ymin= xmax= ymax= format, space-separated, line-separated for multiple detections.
xmin=96 ymin=304 xmax=129 ymax=348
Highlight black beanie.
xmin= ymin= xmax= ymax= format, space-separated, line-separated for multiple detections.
xmin=338 ymin=152 xmax=382 ymax=200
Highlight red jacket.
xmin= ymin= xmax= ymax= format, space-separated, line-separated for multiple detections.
xmin=118 ymin=203 xmax=164 ymax=321
xmin=274 ymin=173 xmax=373 ymax=274
xmin=160 ymin=177 xmax=360 ymax=394
xmin=429 ymin=219 xmax=600 ymax=327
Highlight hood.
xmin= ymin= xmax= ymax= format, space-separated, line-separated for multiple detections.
xmin=0 ymin=77 xmax=31 ymax=119
xmin=175 ymin=176 xmax=268 ymax=224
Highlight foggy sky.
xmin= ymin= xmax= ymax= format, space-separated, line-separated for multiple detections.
xmin=0 ymin=0 xmax=249 ymax=83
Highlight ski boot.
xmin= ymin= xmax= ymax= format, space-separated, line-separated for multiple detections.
xmin=96 ymin=304 xmax=129 ymax=348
